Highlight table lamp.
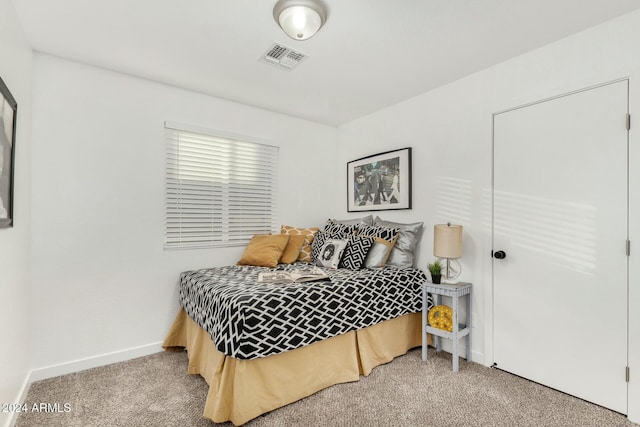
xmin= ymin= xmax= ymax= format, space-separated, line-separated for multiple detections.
xmin=433 ymin=223 xmax=463 ymax=283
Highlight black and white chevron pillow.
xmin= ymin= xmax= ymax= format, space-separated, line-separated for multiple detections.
xmin=339 ymin=235 xmax=375 ymax=270
xmin=311 ymin=231 xmax=329 ymax=262
xmin=357 ymin=224 xmax=400 ymax=268
xmin=358 ymin=224 xmax=399 ymax=242
xmin=323 ymin=219 xmax=357 ymax=239
xmin=313 ymin=220 xmax=359 ymax=263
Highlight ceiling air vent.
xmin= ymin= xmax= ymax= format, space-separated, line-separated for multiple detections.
xmin=259 ymin=43 xmax=308 ymax=70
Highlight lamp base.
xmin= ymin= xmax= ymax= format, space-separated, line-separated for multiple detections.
xmin=437 ymin=258 xmax=461 ymax=284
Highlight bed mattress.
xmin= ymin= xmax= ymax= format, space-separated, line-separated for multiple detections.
xmin=179 ymin=263 xmax=430 ymax=359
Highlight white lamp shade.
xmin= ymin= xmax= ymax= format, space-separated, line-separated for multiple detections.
xmin=273 ymin=0 xmax=328 ymax=41
xmin=433 ymin=224 xmax=463 ymax=259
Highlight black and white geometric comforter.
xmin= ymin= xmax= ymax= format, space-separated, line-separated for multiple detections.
xmin=179 ymin=263 xmax=432 ymax=360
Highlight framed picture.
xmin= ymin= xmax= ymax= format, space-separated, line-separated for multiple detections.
xmin=347 ymin=147 xmax=412 ymax=212
xmin=0 ymin=76 xmax=17 ymax=228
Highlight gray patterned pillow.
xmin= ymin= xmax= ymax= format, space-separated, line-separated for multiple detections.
xmin=339 ymin=235 xmax=376 ymax=270
xmin=357 ymin=224 xmax=400 ymax=268
xmin=374 ymin=217 xmax=424 ymax=268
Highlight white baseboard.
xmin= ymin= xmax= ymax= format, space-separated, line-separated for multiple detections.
xmin=3 ymin=371 xmax=32 ymax=427
xmin=3 ymin=342 xmax=164 ymax=427
xmin=29 ymin=342 xmax=164 ymax=383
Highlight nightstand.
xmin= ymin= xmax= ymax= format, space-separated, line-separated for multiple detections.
xmin=421 ymin=281 xmax=472 ymax=372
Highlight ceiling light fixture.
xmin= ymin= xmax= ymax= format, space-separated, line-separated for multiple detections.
xmin=273 ymin=0 xmax=328 ymax=41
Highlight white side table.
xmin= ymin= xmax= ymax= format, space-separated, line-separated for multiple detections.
xmin=422 ymin=282 xmax=472 ymax=372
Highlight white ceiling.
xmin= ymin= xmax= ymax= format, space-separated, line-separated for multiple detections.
xmin=11 ymin=0 xmax=640 ymax=126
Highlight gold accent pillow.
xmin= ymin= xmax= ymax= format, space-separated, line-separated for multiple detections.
xmin=237 ymin=234 xmax=290 ymax=268
xmin=279 ymin=235 xmax=306 ymax=264
xmin=281 ymin=225 xmax=319 ymax=263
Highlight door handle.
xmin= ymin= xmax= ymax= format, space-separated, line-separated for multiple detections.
xmin=492 ymin=250 xmax=506 ymax=259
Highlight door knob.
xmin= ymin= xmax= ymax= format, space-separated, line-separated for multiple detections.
xmin=492 ymin=250 xmax=506 ymax=259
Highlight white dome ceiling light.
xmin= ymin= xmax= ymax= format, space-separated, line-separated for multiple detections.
xmin=273 ymin=0 xmax=328 ymax=41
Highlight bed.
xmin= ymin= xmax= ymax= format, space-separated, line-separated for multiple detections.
xmin=163 ymin=262 xmax=432 ymax=425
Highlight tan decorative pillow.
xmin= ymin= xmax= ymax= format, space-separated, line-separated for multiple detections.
xmin=237 ymin=234 xmax=290 ymax=268
xmin=281 ymin=225 xmax=319 ymax=263
xmin=279 ymin=235 xmax=306 ymax=264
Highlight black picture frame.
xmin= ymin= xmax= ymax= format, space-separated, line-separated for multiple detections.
xmin=347 ymin=147 xmax=412 ymax=212
xmin=0 ymin=76 xmax=17 ymax=228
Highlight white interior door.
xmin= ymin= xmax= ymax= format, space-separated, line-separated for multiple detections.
xmin=493 ymin=80 xmax=629 ymax=414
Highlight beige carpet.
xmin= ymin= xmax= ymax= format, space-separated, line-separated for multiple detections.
xmin=16 ymin=348 xmax=637 ymax=427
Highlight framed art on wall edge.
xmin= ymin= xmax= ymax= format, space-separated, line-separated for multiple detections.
xmin=347 ymin=147 xmax=412 ymax=212
xmin=0 ymin=76 xmax=17 ymax=228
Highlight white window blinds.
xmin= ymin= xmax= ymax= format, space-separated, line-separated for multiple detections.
xmin=165 ymin=122 xmax=279 ymax=249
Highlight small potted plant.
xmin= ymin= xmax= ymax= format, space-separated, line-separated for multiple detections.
xmin=427 ymin=260 xmax=442 ymax=284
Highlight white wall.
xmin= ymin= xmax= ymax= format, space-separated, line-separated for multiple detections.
xmin=0 ymin=0 xmax=32 ymax=426
xmin=16 ymin=5 xmax=640 ymax=424
xmin=338 ymin=8 xmax=640 ymax=422
xmin=29 ymin=53 xmax=339 ymax=376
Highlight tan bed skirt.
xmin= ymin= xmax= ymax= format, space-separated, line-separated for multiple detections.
xmin=163 ymin=309 xmax=427 ymax=425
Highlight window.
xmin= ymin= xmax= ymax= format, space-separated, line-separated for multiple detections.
xmin=164 ymin=122 xmax=279 ymax=249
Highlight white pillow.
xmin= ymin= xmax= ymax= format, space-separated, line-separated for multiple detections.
xmin=315 ymin=239 xmax=348 ymax=269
